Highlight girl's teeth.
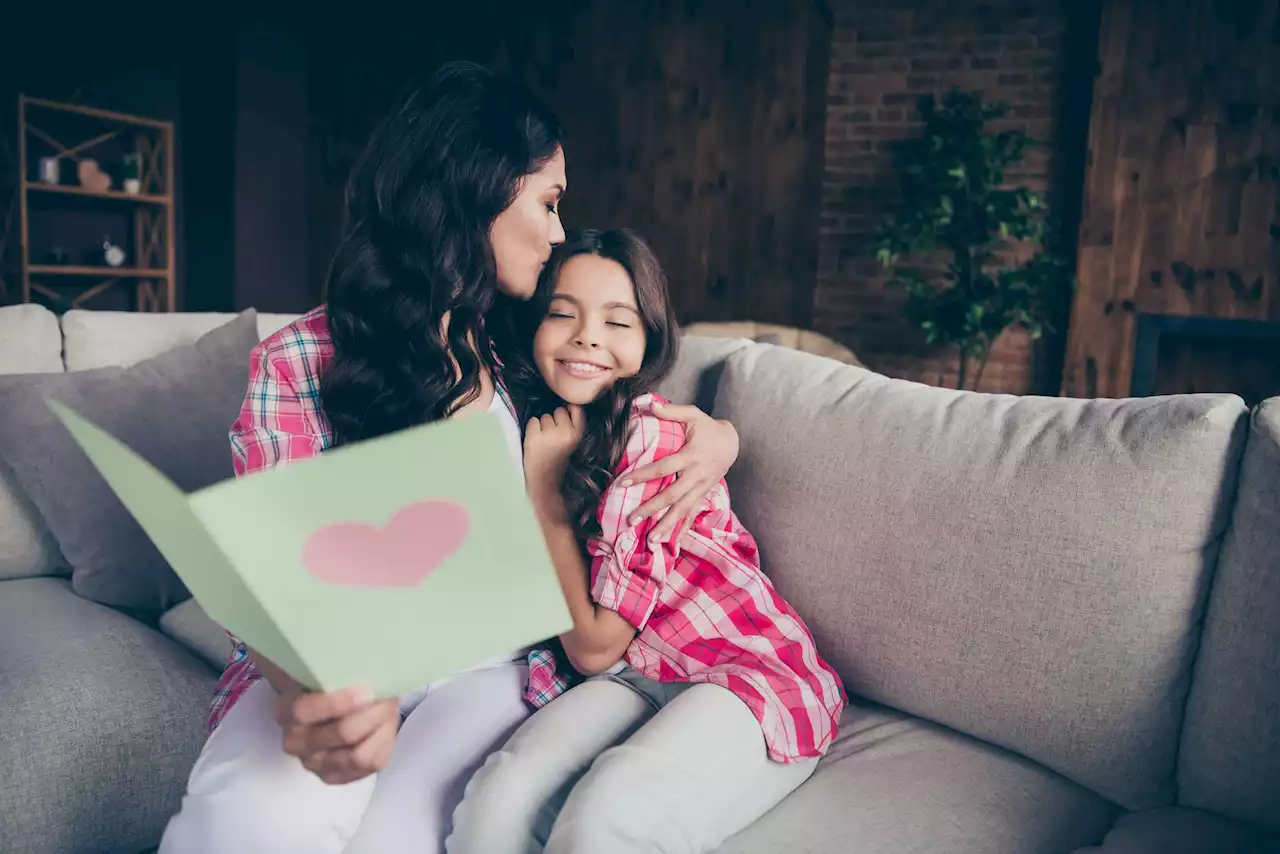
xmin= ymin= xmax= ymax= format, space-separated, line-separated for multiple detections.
xmin=566 ymin=362 xmax=604 ymax=373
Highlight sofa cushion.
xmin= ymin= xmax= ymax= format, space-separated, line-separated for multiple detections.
xmin=0 ymin=303 xmax=63 ymax=374
xmin=715 ymin=699 xmax=1115 ymax=854
xmin=713 ymin=345 xmax=1248 ymax=810
xmin=1070 ymin=807 xmax=1280 ymax=854
xmin=61 ymin=308 xmax=299 ymax=370
xmin=657 ymin=335 xmax=754 ymax=411
xmin=0 ymin=456 xmax=66 ymax=581
xmin=0 ymin=577 xmax=215 ymax=854
xmin=0 ymin=304 xmax=69 ymax=581
xmin=159 ymin=598 xmax=232 ymax=671
xmin=0 ymin=310 xmax=260 ymax=613
xmin=1178 ymin=398 xmax=1280 ymax=831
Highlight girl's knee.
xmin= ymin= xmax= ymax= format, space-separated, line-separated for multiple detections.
xmin=447 ymin=749 xmax=565 ymax=853
xmin=547 ymin=749 xmax=684 ymax=854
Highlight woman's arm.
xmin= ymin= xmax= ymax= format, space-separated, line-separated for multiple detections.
xmin=230 ymin=336 xmax=399 ymax=784
xmin=229 ymin=342 xmax=328 ymax=695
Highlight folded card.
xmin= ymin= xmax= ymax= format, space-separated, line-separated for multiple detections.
xmin=49 ymin=400 xmax=572 ymax=697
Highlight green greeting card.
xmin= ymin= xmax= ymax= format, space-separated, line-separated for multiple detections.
xmin=49 ymin=400 xmax=572 ymax=698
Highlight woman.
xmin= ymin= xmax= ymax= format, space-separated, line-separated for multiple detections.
xmin=159 ymin=62 xmax=738 ymax=854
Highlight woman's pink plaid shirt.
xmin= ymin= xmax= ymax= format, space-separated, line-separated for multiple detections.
xmin=524 ymin=394 xmax=846 ymax=762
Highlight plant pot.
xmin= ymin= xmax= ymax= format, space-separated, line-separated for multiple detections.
xmin=123 ymin=178 xmax=142 ymax=195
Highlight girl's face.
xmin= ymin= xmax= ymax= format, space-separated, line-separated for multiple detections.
xmin=533 ymin=253 xmax=647 ymax=405
xmin=490 ymin=148 xmax=567 ymax=299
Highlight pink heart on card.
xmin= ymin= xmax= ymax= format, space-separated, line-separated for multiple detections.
xmin=302 ymin=500 xmax=470 ymax=588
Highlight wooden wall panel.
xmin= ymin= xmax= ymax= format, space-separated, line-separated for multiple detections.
xmin=1062 ymin=0 xmax=1280 ymax=398
xmin=304 ymin=2 xmax=831 ymax=327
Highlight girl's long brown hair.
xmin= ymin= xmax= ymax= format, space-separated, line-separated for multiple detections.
xmin=496 ymin=229 xmax=679 ymax=539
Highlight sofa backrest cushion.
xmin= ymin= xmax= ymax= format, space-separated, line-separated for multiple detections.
xmin=0 ymin=304 xmax=64 ymax=374
xmin=0 ymin=304 xmax=67 ymax=580
xmin=0 ymin=310 xmax=262 ymax=612
xmin=1177 ymin=398 xmax=1280 ymax=831
xmin=713 ymin=344 xmax=1248 ymax=810
xmin=61 ymin=309 xmax=299 ymax=370
xmin=656 ymin=334 xmax=754 ymax=409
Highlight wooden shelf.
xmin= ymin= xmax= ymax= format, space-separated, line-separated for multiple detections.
xmin=25 ymin=182 xmax=169 ymax=205
xmin=22 ymin=95 xmax=171 ymax=130
xmin=28 ymin=265 xmax=170 ymax=278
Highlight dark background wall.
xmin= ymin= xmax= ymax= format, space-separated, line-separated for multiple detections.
xmin=816 ymin=0 xmax=1097 ymax=394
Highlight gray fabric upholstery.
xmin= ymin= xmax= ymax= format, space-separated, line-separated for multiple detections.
xmin=713 ymin=345 xmax=1248 ymax=810
xmin=0 ymin=310 xmax=260 ymax=613
xmin=1178 ymin=399 xmax=1280 ymax=831
xmin=0 ymin=578 xmax=215 ymax=854
xmin=657 ymin=335 xmax=754 ymax=410
xmin=0 ymin=455 xmax=66 ymax=581
xmin=716 ymin=699 xmax=1116 ymax=854
xmin=1070 ymin=807 xmax=1280 ymax=854
xmin=159 ymin=598 xmax=233 ymax=671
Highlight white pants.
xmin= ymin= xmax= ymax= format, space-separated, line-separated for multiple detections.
xmin=446 ymin=673 xmax=819 ymax=854
xmin=159 ymin=662 xmax=531 ymax=854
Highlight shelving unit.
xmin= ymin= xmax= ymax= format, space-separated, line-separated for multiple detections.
xmin=17 ymin=95 xmax=175 ymax=312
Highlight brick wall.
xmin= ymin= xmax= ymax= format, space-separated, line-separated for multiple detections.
xmin=816 ymin=0 xmax=1074 ymax=393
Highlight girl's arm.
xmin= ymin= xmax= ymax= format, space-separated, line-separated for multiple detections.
xmin=524 ymin=402 xmax=687 ymax=675
xmin=533 ymin=506 xmax=637 ymax=675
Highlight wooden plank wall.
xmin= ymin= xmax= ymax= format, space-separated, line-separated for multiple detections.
xmin=306 ymin=2 xmax=831 ymax=328
xmin=1061 ymin=0 xmax=1280 ymax=398
xmin=495 ymin=0 xmax=830 ymax=327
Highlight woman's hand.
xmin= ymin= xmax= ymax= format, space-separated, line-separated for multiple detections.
xmin=523 ymin=406 xmax=585 ymax=507
xmin=622 ymin=401 xmax=739 ymax=543
xmin=275 ymin=687 xmax=400 ymax=785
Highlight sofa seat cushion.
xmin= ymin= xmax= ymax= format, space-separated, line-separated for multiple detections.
xmin=1070 ymin=807 xmax=1280 ymax=853
xmin=713 ymin=345 xmax=1249 ymax=810
xmin=1178 ymin=398 xmax=1280 ymax=831
xmin=159 ymin=598 xmax=233 ymax=671
xmin=715 ymin=699 xmax=1116 ymax=854
xmin=0 ymin=578 xmax=216 ymax=854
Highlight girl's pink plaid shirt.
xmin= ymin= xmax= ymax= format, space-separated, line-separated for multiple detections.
xmin=524 ymin=394 xmax=847 ymax=763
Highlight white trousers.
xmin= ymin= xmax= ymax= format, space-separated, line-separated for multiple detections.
xmin=446 ymin=674 xmax=819 ymax=854
xmin=158 ymin=662 xmax=531 ymax=854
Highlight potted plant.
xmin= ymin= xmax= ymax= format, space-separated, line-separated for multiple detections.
xmin=874 ymin=89 xmax=1072 ymax=392
xmin=122 ymin=154 xmax=142 ymax=195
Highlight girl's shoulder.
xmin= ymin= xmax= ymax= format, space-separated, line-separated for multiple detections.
xmin=620 ymin=393 xmax=687 ymax=467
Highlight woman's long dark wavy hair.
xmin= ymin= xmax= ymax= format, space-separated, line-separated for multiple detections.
xmin=498 ymin=229 xmax=680 ymax=539
xmin=319 ymin=61 xmax=564 ymax=447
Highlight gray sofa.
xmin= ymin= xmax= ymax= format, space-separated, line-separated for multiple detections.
xmin=0 ymin=304 xmax=1276 ymax=853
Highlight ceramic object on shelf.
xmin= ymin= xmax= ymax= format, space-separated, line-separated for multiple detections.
xmin=123 ymin=178 xmax=142 ymax=194
xmin=77 ymin=159 xmax=112 ymax=193
xmin=39 ymin=156 xmax=61 ymax=184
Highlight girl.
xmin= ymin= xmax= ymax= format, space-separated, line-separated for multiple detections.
xmin=159 ymin=66 xmax=740 ymax=854
xmin=447 ymin=230 xmax=846 ymax=853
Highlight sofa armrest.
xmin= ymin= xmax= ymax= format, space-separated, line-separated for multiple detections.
xmin=0 ymin=578 xmax=216 ymax=854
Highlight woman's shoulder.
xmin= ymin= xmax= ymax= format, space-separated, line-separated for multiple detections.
xmin=251 ymin=305 xmax=334 ymax=385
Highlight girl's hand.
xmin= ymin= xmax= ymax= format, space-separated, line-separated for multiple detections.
xmin=523 ymin=406 xmax=585 ymax=498
xmin=622 ymin=401 xmax=739 ymax=543
xmin=275 ymin=687 xmax=400 ymax=785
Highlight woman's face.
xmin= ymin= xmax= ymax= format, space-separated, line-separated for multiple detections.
xmin=533 ymin=253 xmax=647 ymax=405
xmin=490 ymin=148 xmax=567 ymax=299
